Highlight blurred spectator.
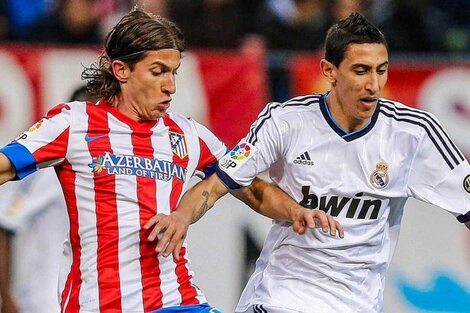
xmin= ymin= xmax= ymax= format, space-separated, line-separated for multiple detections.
xmin=326 ymin=0 xmax=370 ymax=23
xmin=0 ymin=0 xmax=8 ymax=41
xmin=375 ymin=0 xmax=448 ymax=52
xmin=2 ymin=0 xmax=54 ymax=41
xmin=253 ymin=0 xmax=328 ymax=51
xmin=430 ymin=0 xmax=470 ymax=53
xmin=168 ymin=0 xmax=244 ymax=49
xmin=27 ymin=0 xmax=101 ymax=45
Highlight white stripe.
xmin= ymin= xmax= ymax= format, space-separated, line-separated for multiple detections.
xmin=151 ymin=123 xmax=181 ymax=306
xmin=69 ymin=105 xmax=100 ymax=310
xmin=108 ymin=115 xmax=145 ymax=312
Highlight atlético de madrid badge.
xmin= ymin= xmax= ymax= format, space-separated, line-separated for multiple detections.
xmin=370 ymin=161 xmax=389 ymax=189
xmin=169 ymin=131 xmax=188 ymax=159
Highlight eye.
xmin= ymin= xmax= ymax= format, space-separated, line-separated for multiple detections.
xmin=377 ymin=68 xmax=387 ymax=75
xmin=354 ymin=70 xmax=367 ymax=75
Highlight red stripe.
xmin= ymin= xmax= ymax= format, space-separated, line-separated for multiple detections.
xmin=32 ymin=128 xmax=69 ymax=164
xmin=57 ymin=161 xmax=82 ymax=312
xmin=131 ymin=125 xmax=162 ymax=310
xmin=86 ymin=104 xmax=122 ymax=311
xmin=175 ymin=247 xmax=199 ymax=305
xmin=196 ymin=137 xmax=217 ymax=172
xmin=163 ymin=115 xmax=198 ymax=304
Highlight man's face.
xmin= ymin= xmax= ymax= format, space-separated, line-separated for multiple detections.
xmin=121 ymin=49 xmax=181 ymax=121
xmin=332 ymin=43 xmax=388 ymax=128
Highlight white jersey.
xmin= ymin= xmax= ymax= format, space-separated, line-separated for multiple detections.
xmin=0 ymin=168 xmax=67 ymax=313
xmin=217 ymin=94 xmax=470 ymax=313
xmin=0 ymin=99 xmax=227 ymax=312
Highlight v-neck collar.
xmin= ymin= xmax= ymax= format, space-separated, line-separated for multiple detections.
xmin=319 ymin=93 xmax=380 ymax=142
xmin=97 ymin=98 xmax=160 ymax=130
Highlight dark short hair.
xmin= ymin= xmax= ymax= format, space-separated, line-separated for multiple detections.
xmin=82 ymin=8 xmax=185 ymax=99
xmin=324 ymin=12 xmax=388 ymax=67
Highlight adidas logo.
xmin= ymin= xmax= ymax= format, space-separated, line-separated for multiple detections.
xmin=293 ymin=152 xmax=314 ymax=166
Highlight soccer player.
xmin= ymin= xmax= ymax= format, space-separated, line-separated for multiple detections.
xmin=154 ymin=12 xmax=470 ymax=313
xmin=0 ymin=8 xmax=341 ymax=313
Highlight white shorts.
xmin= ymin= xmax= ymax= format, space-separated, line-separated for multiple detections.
xmin=241 ymin=304 xmax=302 ymax=313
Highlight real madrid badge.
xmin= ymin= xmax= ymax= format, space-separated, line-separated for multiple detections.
xmin=370 ymin=161 xmax=389 ymax=189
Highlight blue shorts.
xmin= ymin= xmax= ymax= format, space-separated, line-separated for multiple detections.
xmin=151 ymin=304 xmax=222 ymax=313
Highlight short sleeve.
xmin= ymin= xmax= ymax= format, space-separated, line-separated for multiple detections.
xmin=192 ymin=119 xmax=228 ymax=179
xmin=216 ymin=102 xmax=284 ymax=189
xmin=0 ymin=103 xmax=71 ymax=179
xmin=407 ymin=118 xmax=470 ymax=222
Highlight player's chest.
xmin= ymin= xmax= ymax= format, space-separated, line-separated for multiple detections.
xmin=283 ymin=132 xmax=415 ymax=194
xmin=67 ymin=126 xmax=197 ymax=180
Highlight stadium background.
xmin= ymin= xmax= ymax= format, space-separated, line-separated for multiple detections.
xmin=0 ymin=0 xmax=469 ymax=312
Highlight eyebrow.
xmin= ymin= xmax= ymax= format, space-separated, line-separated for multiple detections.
xmin=150 ymin=61 xmax=181 ymax=71
xmin=351 ymin=61 xmax=389 ymax=69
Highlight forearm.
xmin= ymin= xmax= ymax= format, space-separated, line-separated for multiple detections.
xmin=231 ymin=177 xmax=300 ymax=222
xmin=178 ymin=174 xmax=229 ymax=224
xmin=0 ymin=153 xmax=16 ymax=185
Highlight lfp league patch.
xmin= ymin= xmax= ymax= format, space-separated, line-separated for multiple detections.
xmin=219 ymin=142 xmax=256 ymax=173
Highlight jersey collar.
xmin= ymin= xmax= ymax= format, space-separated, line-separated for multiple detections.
xmin=319 ymin=93 xmax=380 ymax=142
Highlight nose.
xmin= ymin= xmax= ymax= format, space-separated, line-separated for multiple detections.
xmin=162 ymin=73 xmax=176 ymax=94
xmin=365 ymin=73 xmax=379 ymax=94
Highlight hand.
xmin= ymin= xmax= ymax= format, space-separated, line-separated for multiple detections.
xmin=291 ymin=207 xmax=344 ymax=238
xmin=0 ymin=292 xmax=20 ymax=313
xmin=143 ymin=211 xmax=191 ymax=261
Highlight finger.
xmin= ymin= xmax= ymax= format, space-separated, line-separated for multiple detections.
xmin=156 ymin=227 xmax=175 ymax=253
xmin=147 ymin=221 xmax=166 ymax=241
xmin=303 ymin=211 xmax=316 ymax=229
xmin=313 ymin=211 xmax=330 ymax=233
xmin=327 ymin=215 xmax=337 ymax=237
xmin=337 ymin=221 xmax=344 ymax=238
xmin=172 ymin=239 xmax=184 ymax=261
xmin=292 ymin=219 xmax=305 ymax=235
xmin=144 ymin=216 xmax=158 ymax=230
xmin=164 ymin=230 xmax=185 ymax=258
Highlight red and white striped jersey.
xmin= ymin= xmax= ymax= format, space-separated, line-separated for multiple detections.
xmin=0 ymin=99 xmax=227 ymax=312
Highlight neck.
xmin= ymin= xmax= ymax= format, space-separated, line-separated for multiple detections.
xmin=326 ymin=93 xmax=370 ymax=133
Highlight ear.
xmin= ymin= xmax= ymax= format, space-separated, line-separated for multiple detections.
xmin=111 ymin=60 xmax=130 ymax=83
xmin=320 ymin=59 xmax=337 ymax=86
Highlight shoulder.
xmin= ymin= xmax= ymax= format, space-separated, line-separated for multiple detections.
xmin=378 ymin=98 xmax=442 ymax=130
xmin=258 ymin=94 xmax=322 ymax=120
xmin=165 ymin=111 xmax=203 ymax=132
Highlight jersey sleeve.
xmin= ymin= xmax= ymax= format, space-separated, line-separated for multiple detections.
xmin=0 ymin=103 xmax=71 ymax=179
xmin=216 ymin=103 xmax=284 ymax=189
xmin=192 ymin=119 xmax=228 ymax=179
xmin=407 ymin=118 xmax=470 ymax=223
xmin=0 ymin=168 xmax=65 ymax=232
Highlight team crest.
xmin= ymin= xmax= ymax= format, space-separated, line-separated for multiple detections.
xmin=370 ymin=161 xmax=389 ymax=189
xmin=169 ymin=131 xmax=188 ymax=159
xmin=464 ymin=175 xmax=470 ymax=193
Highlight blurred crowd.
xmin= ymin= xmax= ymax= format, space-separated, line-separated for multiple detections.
xmin=0 ymin=0 xmax=470 ymax=54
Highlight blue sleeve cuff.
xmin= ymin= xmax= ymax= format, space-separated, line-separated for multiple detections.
xmin=457 ymin=211 xmax=470 ymax=223
xmin=215 ymin=165 xmax=243 ymax=189
xmin=0 ymin=143 xmax=37 ymax=179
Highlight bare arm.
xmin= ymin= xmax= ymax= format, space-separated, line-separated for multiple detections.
xmin=0 ymin=153 xmax=16 ymax=186
xmin=145 ymin=174 xmax=343 ymax=259
xmin=466 ymin=221 xmax=470 ymax=231
xmin=143 ymin=174 xmax=228 ymax=259
xmin=230 ymin=177 xmax=343 ymax=236
xmin=0 ymin=229 xmax=20 ymax=313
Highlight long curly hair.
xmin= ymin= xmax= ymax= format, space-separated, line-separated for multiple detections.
xmin=82 ymin=8 xmax=185 ymax=99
